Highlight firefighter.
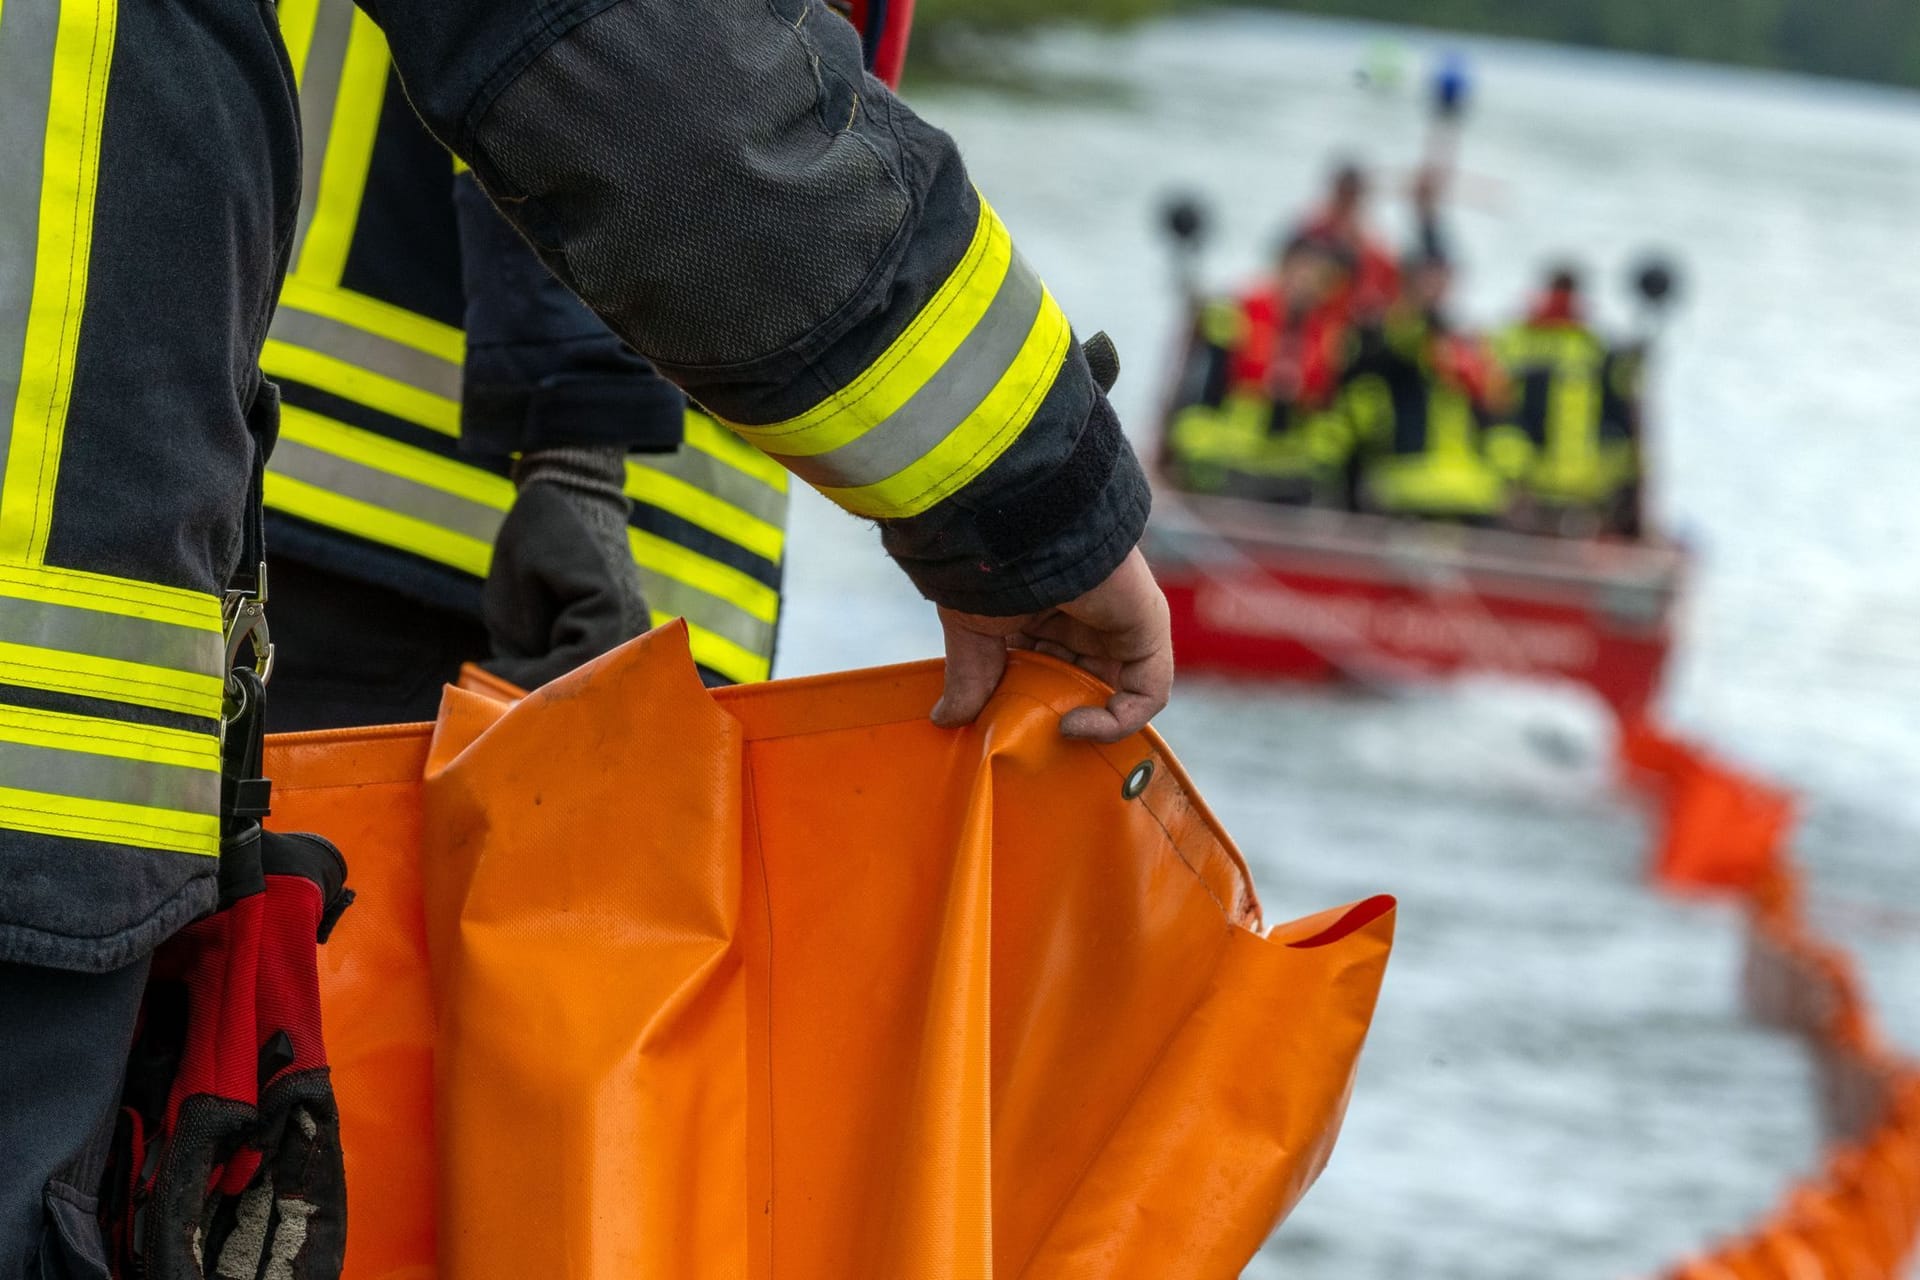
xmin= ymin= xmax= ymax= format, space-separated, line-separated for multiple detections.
xmin=1165 ymin=233 xmax=1351 ymax=505
xmin=1325 ymin=246 xmax=1524 ymax=524
xmin=262 ymin=0 xmax=809 ymax=728
xmin=1296 ymin=160 xmax=1401 ymax=320
xmin=1492 ymin=265 xmax=1644 ymax=537
xmin=0 ymin=1 xmax=1172 ymax=1272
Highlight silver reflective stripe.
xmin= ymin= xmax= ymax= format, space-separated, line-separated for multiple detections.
xmin=635 ymin=449 xmax=789 ymax=531
xmin=0 ymin=593 xmax=224 ymax=676
xmin=635 ymin=569 xmax=776 ymax=658
xmin=0 ymin=737 xmax=219 ymax=814
xmin=775 ymin=251 xmax=1046 ymax=491
xmin=269 ymin=437 xmax=506 ymax=544
xmin=289 ymin=0 xmax=357 ymax=263
xmin=0 ymin=0 xmax=60 ymax=468
xmin=269 ymin=305 xmax=462 ymax=400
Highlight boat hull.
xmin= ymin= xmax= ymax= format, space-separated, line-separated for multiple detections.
xmin=1146 ymin=497 xmax=1685 ymax=719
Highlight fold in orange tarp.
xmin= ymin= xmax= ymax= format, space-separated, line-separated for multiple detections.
xmin=268 ymin=624 xmax=1394 ymax=1279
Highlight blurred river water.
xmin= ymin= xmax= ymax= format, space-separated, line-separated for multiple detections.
xmin=775 ymin=12 xmax=1920 ymax=1277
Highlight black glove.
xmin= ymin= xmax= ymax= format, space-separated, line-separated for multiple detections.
xmin=482 ymin=447 xmax=652 ymax=690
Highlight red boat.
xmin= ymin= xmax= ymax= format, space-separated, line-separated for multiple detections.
xmin=1144 ymin=494 xmax=1688 ymax=720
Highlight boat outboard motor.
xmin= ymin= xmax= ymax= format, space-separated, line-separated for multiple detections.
xmin=1160 ymin=192 xmax=1212 ymax=313
xmin=1630 ymin=254 xmax=1683 ymax=343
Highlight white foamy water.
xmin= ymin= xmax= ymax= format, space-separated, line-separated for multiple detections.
xmin=775 ymin=12 xmax=1920 ymax=1275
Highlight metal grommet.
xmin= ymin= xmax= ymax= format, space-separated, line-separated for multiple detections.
xmin=1122 ymin=760 xmax=1154 ymax=800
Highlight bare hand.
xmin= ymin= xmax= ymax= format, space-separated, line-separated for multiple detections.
xmin=929 ymin=547 xmax=1173 ymax=743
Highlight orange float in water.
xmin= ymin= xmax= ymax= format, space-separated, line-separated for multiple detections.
xmin=267 ymin=624 xmax=1395 ymax=1279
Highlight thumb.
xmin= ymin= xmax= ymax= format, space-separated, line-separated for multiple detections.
xmin=931 ymin=614 xmax=1010 ymax=730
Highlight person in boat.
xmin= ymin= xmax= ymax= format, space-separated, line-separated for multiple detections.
xmin=1295 ymin=161 xmax=1401 ymax=320
xmin=1164 ymin=233 xmax=1354 ymax=505
xmin=0 ymin=0 xmax=1179 ymax=1271
xmin=1322 ymin=243 xmax=1529 ymax=525
xmin=1491 ymin=265 xmax=1645 ymax=538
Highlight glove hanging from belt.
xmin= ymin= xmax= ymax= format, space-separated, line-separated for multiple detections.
xmin=482 ymin=446 xmax=654 ymax=691
xmin=102 ymin=669 xmax=354 ymax=1280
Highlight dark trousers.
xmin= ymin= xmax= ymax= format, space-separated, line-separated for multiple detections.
xmin=265 ymin=558 xmax=491 ymax=732
xmin=0 ymin=959 xmax=150 ymax=1279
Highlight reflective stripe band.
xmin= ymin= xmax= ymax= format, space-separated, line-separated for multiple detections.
xmin=292 ymin=6 xmax=387 ymax=285
xmin=278 ymin=406 xmax=508 ymax=508
xmin=629 ymin=526 xmax=779 ymax=673
xmin=0 ymin=704 xmax=220 ymax=854
xmin=278 ymin=276 xmax=464 ymax=366
xmin=264 ymin=406 xmax=785 ymax=680
xmin=287 ymin=0 xmax=353 ymax=260
xmin=818 ymin=283 xmax=1068 ymax=519
xmin=0 ymin=696 xmax=218 ymax=771
xmin=271 ymin=437 xmax=505 ymax=543
xmin=634 ymin=569 xmax=775 ymax=662
xmin=0 ymin=0 xmax=116 ymax=561
xmin=0 ymin=561 xmax=224 ymax=630
xmin=0 ymin=729 xmax=216 ymax=810
xmin=267 ymin=406 xmax=507 ymax=576
xmin=273 ymin=0 xmax=321 ymax=80
xmin=676 ymin=618 xmax=770 ymax=686
xmin=628 ymin=527 xmax=778 ymax=626
xmin=267 ymin=471 xmax=495 ymax=578
xmin=269 ymin=304 xmax=462 ymax=403
xmin=0 ymin=569 xmax=225 ymax=717
xmin=0 ymin=0 xmax=59 ymax=468
xmin=783 ymin=253 xmax=1045 ymax=489
xmin=261 ymin=338 xmax=461 ymax=435
xmin=625 ymin=463 xmax=785 ymax=566
xmin=720 ymin=198 xmax=1070 ymax=520
xmin=723 ymin=198 xmax=1012 ymax=457
xmin=0 ymin=640 xmax=222 ymax=720
xmin=0 ymin=786 xmax=219 ymax=856
xmin=682 ymin=411 xmax=790 ymax=492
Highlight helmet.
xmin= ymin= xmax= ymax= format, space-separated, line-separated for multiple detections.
xmin=837 ymin=0 xmax=915 ymax=89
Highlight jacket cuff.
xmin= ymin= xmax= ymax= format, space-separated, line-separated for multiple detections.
xmin=464 ymin=371 xmax=686 ymax=460
xmin=881 ymin=393 xmax=1151 ymax=617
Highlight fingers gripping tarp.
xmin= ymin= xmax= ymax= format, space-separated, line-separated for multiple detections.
xmin=266 ymin=625 xmax=1394 ymax=1279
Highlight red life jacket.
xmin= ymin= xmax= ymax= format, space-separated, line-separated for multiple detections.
xmin=1227 ymin=287 xmax=1345 ymax=408
xmin=1299 ymin=209 xmax=1400 ymax=319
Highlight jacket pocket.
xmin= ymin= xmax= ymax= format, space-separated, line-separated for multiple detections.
xmin=36 ymin=1180 xmax=110 ymax=1280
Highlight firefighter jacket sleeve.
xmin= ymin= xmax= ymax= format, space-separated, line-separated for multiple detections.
xmin=451 ymin=171 xmax=687 ymax=462
xmin=366 ymin=0 xmax=1150 ymax=617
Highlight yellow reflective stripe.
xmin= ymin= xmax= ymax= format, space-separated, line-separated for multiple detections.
xmin=0 ymin=787 xmax=219 ymax=856
xmin=0 ymin=562 xmax=221 ymax=631
xmin=684 ymin=411 xmax=789 ymax=491
xmin=277 ymin=277 xmax=464 ymax=366
xmin=0 ymin=700 xmax=218 ymax=770
xmin=0 ymin=0 xmax=115 ymax=562
xmin=0 ymin=642 xmax=222 ymax=720
xmin=724 ymin=198 xmax=1008 ymax=457
xmin=820 ymin=286 xmax=1070 ymax=519
xmin=264 ymin=471 xmax=494 ymax=577
xmin=628 ymin=528 xmax=778 ymax=626
xmin=669 ymin=616 xmax=771 ymax=686
xmin=293 ymin=7 xmax=387 ymax=286
xmin=275 ymin=0 xmax=321 ymax=80
xmin=278 ymin=406 xmax=510 ymax=508
xmin=624 ymin=466 xmax=784 ymax=565
xmin=261 ymin=338 xmax=461 ymax=435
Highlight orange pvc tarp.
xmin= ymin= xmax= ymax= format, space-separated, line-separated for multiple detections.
xmin=267 ymin=624 xmax=1394 ymax=1279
